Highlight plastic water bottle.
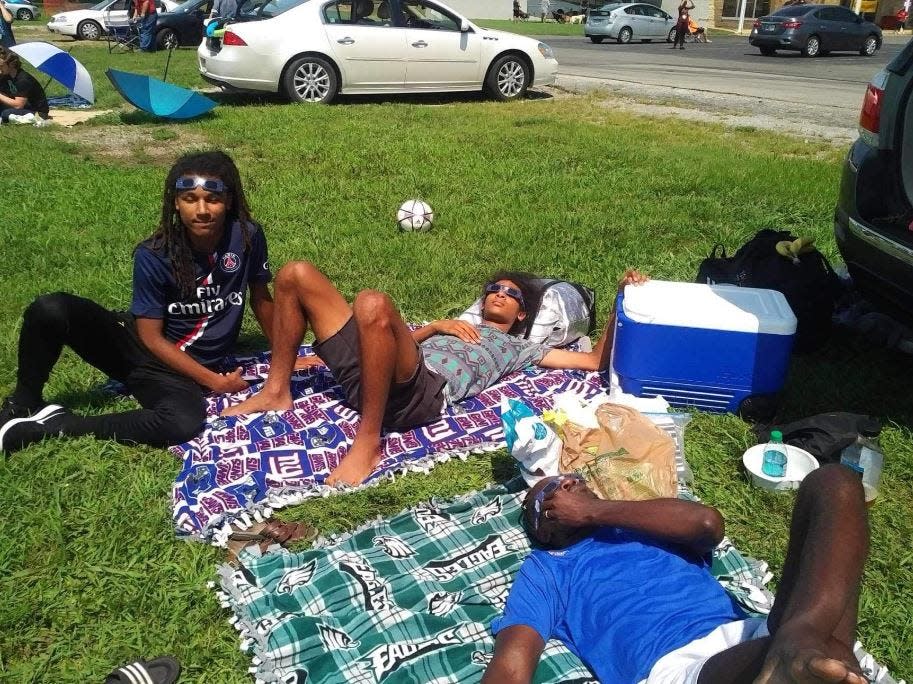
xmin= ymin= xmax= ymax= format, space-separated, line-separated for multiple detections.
xmin=840 ymin=429 xmax=884 ymax=505
xmin=762 ymin=430 xmax=788 ymax=478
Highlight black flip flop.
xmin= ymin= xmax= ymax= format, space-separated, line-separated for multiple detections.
xmin=105 ymin=656 xmax=181 ymax=684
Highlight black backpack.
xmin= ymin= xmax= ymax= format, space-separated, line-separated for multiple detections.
xmin=696 ymin=229 xmax=841 ymax=353
xmin=755 ymin=412 xmax=881 ymax=464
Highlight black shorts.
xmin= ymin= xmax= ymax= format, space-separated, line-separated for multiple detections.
xmin=314 ymin=317 xmax=446 ymax=431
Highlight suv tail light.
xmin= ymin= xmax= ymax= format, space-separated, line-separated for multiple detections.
xmin=859 ymin=82 xmax=884 ymax=140
xmin=222 ymin=31 xmax=247 ymax=46
xmin=752 ymin=19 xmax=760 ymax=28
xmin=782 ymin=20 xmax=802 ymax=28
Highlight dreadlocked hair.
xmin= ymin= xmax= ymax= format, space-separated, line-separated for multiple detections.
xmin=140 ymin=151 xmax=255 ymax=299
xmin=484 ymin=270 xmax=543 ymax=338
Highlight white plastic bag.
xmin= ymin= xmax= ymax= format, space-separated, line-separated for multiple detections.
xmin=500 ymin=397 xmax=561 ymax=486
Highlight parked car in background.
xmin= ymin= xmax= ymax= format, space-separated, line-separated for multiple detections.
xmin=749 ymin=4 xmax=881 ymax=57
xmin=5 ymin=0 xmax=39 ymax=21
xmin=835 ymin=43 xmax=913 ymax=324
xmin=154 ymin=0 xmax=213 ymax=49
xmin=47 ymin=0 xmax=177 ymax=40
xmin=198 ymin=0 xmax=559 ymax=104
xmin=585 ymin=2 xmax=675 ymax=44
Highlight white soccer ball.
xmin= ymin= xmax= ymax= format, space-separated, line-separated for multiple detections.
xmin=396 ymin=199 xmax=434 ymax=232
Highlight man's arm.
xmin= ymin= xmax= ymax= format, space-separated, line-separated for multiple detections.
xmin=135 ymin=317 xmax=248 ymax=393
xmin=0 ymin=88 xmax=27 ymax=110
xmin=541 ymin=489 xmax=724 ymax=555
xmin=248 ymin=281 xmax=274 ymax=344
xmin=411 ymin=319 xmax=481 ymax=344
xmin=537 ymin=269 xmax=648 ymax=372
xmin=482 ymin=626 xmax=545 ymax=684
xmin=0 ymin=3 xmax=13 ymax=23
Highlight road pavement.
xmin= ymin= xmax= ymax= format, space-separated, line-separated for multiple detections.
xmin=546 ymin=34 xmax=905 ymax=112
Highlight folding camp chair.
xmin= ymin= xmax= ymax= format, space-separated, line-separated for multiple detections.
xmin=106 ymin=14 xmax=140 ymax=52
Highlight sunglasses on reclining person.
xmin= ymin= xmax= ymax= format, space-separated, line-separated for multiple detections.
xmin=531 ymin=474 xmax=584 ymax=531
xmin=485 ymin=283 xmax=525 ymax=307
xmin=174 ymin=176 xmax=228 ymax=193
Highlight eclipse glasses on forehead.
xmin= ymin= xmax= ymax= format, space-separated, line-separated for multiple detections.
xmin=485 ymin=282 xmax=524 ymax=307
xmin=175 ymin=176 xmax=227 ymax=193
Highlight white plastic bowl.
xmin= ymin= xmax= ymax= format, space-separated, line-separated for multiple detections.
xmin=742 ymin=444 xmax=819 ymax=492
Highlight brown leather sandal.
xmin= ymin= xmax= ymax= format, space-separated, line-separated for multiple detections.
xmin=226 ymin=519 xmax=318 ymax=564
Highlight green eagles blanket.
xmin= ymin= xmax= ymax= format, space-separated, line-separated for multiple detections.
xmin=215 ymin=482 xmax=773 ymax=684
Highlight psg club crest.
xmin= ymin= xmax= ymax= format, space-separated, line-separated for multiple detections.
xmin=221 ymin=252 xmax=241 ymax=273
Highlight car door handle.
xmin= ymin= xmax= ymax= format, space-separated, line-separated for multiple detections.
xmin=411 ymin=40 xmax=428 ymax=47
xmin=337 ymin=37 xmax=355 ymax=44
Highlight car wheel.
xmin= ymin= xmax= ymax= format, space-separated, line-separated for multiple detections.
xmin=156 ymin=28 xmax=178 ymax=50
xmin=860 ymin=34 xmax=878 ymax=56
xmin=617 ymin=26 xmax=633 ymax=43
xmin=801 ymin=34 xmax=820 ymax=57
xmin=589 ymin=35 xmax=604 ymax=43
xmin=486 ymin=53 xmax=530 ymax=101
xmin=16 ymin=8 xmax=33 ymax=20
xmin=283 ymin=56 xmax=338 ymax=104
xmin=759 ymin=46 xmax=776 ymax=55
xmin=667 ymin=27 xmax=676 ymax=42
xmin=77 ymin=19 xmax=102 ymax=40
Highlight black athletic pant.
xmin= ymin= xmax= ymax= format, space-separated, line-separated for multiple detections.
xmin=11 ymin=292 xmax=207 ymax=447
xmin=673 ymin=21 xmax=687 ymax=47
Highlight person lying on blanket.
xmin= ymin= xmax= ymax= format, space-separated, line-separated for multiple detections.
xmin=223 ymin=265 xmax=648 ymax=486
xmin=0 ymin=151 xmax=274 ymax=454
xmin=483 ymin=465 xmax=871 ymax=684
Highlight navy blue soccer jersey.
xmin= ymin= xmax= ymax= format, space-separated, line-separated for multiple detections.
xmin=131 ymin=221 xmax=271 ymax=368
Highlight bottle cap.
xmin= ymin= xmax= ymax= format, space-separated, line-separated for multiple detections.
xmin=858 ymin=417 xmax=881 ymax=438
xmin=771 ymin=430 xmax=783 ymax=441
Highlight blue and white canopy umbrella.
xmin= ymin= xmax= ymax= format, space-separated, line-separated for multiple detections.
xmin=10 ymin=42 xmax=94 ymax=104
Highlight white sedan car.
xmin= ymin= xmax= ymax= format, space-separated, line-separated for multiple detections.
xmin=46 ymin=0 xmax=178 ymax=40
xmin=198 ymin=0 xmax=559 ymax=103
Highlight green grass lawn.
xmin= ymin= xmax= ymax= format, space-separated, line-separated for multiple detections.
xmin=0 ymin=45 xmax=911 ymax=683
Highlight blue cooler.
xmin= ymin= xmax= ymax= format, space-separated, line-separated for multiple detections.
xmin=613 ymin=280 xmax=797 ymax=413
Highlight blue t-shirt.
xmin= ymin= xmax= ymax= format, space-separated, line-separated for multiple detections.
xmin=420 ymin=326 xmax=548 ymax=403
xmin=0 ymin=17 xmax=15 ymax=48
xmin=131 ymin=221 xmax=270 ymax=368
xmin=491 ymin=528 xmax=745 ymax=683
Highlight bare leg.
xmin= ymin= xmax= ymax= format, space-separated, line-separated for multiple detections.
xmin=698 ymin=465 xmax=869 ymax=684
xmin=222 ymin=261 xmax=352 ymax=416
xmin=326 ymin=290 xmax=420 ymax=486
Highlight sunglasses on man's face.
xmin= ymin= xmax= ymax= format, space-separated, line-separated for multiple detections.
xmin=485 ymin=283 xmax=524 ymax=307
xmin=175 ymin=176 xmax=227 ymax=194
xmin=531 ymin=474 xmax=584 ymax=531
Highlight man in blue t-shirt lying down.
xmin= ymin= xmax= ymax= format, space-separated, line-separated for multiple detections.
xmin=484 ymin=464 xmax=870 ymax=684
xmin=223 ymin=262 xmax=648 ymax=486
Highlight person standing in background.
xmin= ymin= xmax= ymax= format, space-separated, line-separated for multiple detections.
xmin=134 ymin=0 xmax=157 ymax=52
xmin=0 ymin=2 xmax=16 ymax=48
xmin=672 ymin=0 xmax=694 ymax=49
xmin=540 ymin=0 xmax=550 ymax=22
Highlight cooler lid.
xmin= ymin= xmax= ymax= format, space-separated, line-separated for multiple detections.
xmin=621 ymin=280 xmax=797 ymax=335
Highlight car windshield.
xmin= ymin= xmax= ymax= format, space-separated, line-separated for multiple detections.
xmin=237 ymin=0 xmax=306 ymax=17
xmin=591 ymin=2 xmax=623 ymax=13
xmin=171 ymin=0 xmax=205 ymax=12
xmin=89 ymin=0 xmax=114 ymax=9
xmin=772 ymin=6 xmax=810 ymax=16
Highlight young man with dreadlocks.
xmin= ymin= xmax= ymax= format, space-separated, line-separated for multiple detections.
xmin=222 ymin=263 xmax=646 ymax=486
xmin=0 ymin=151 xmax=273 ymax=453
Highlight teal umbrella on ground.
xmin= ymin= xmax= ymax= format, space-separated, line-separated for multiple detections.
xmin=106 ymin=68 xmax=216 ymax=120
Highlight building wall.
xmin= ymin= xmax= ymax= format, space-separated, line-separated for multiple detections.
xmin=662 ymin=0 xmax=714 ymax=24
xmin=446 ymin=0 xmax=514 ymax=19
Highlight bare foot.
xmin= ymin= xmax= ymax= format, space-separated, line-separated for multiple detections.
xmin=221 ymin=388 xmax=293 ymax=417
xmin=326 ymin=436 xmax=382 ymax=486
xmin=755 ymin=629 xmax=867 ymax=684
